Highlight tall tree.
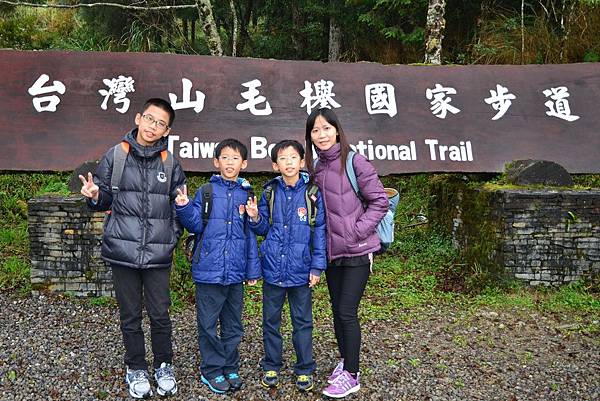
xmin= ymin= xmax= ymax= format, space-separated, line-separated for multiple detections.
xmin=424 ymin=0 xmax=446 ymax=64
xmin=328 ymin=0 xmax=341 ymax=61
xmin=196 ymin=0 xmax=223 ymax=56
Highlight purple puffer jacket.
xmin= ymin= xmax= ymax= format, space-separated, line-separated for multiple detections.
xmin=314 ymin=143 xmax=388 ymax=261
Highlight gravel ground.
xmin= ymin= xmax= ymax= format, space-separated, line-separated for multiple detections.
xmin=1 ymin=291 xmax=599 ymax=401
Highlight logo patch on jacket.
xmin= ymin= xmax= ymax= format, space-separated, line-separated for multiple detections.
xmin=157 ymin=171 xmax=167 ymax=183
xmin=297 ymin=207 xmax=307 ymax=222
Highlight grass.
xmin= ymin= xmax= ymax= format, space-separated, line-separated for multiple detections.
xmin=0 ymin=172 xmax=598 ymax=328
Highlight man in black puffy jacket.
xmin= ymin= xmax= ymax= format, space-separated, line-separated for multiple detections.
xmin=79 ymin=98 xmax=186 ymax=399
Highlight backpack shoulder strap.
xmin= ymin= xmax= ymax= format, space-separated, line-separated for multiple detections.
xmin=345 ymin=150 xmax=362 ymax=199
xmin=161 ymin=149 xmax=173 ymax=192
xmin=305 ymin=183 xmax=319 ymax=229
xmin=264 ymin=185 xmax=274 ymax=225
xmin=110 ymin=141 xmax=129 ymax=194
xmin=200 ymin=183 xmax=213 ymax=227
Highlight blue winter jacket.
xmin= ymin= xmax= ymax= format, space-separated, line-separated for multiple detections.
xmin=249 ymin=173 xmax=327 ymax=287
xmin=176 ymin=175 xmax=261 ymax=285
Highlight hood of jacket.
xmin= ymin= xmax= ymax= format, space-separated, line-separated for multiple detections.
xmin=123 ymin=129 xmax=169 ymax=160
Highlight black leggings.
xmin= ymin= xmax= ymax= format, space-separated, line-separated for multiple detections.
xmin=326 ymin=263 xmax=370 ymax=374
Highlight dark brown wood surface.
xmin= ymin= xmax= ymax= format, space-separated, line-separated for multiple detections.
xmin=1 ymin=50 xmax=598 ymax=174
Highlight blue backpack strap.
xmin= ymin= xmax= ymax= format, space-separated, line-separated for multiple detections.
xmin=345 ymin=150 xmax=364 ymax=202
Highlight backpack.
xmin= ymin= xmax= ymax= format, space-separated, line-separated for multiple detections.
xmin=106 ymin=141 xmax=173 ymax=227
xmin=263 ymin=182 xmax=320 ymax=232
xmin=324 ymin=150 xmax=400 ymax=253
xmin=110 ymin=141 xmax=173 ymax=194
xmin=183 ymin=183 xmax=255 ymax=262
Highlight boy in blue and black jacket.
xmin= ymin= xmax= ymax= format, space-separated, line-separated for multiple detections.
xmin=246 ymin=140 xmax=327 ymax=392
xmin=175 ymin=138 xmax=261 ymax=394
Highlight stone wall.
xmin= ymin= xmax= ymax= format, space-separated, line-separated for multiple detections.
xmin=430 ymin=179 xmax=600 ymax=286
xmin=28 ymin=195 xmax=113 ymax=297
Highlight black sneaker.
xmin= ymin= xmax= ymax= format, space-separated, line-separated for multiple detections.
xmin=226 ymin=372 xmax=243 ymax=391
xmin=201 ymin=374 xmax=230 ymax=394
xmin=261 ymin=370 xmax=279 ymax=388
xmin=296 ymin=374 xmax=314 ymax=392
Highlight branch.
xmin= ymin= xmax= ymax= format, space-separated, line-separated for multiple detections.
xmin=0 ymin=0 xmax=196 ymax=10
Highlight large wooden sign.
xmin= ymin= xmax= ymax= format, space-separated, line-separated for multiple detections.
xmin=0 ymin=50 xmax=598 ymax=174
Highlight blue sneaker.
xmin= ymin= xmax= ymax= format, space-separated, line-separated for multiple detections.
xmin=201 ymin=374 xmax=230 ymax=394
xmin=226 ymin=372 xmax=243 ymax=391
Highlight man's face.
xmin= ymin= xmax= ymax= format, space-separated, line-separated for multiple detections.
xmin=214 ymin=146 xmax=247 ymax=181
xmin=273 ymin=146 xmax=304 ymax=181
xmin=134 ymin=105 xmax=171 ymax=146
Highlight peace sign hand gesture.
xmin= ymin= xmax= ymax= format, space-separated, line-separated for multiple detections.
xmin=175 ymin=185 xmax=189 ymax=207
xmin=246 ymin=196 xmax=259 ymax=222
xmin=79 ymin=172 xmax=99 ymax=201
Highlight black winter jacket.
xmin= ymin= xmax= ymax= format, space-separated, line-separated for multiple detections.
xmin=87 ymin=129 xmax=186 ymax=269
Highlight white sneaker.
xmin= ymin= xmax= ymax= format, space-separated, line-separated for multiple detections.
xmin=154 ymin=362 xmax=177 ymax=396
xmin=125 ymin=367 xmax=152 ymax=399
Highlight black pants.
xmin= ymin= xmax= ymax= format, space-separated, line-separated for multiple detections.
xmin=195 ymin=283 xmax=244 ymax=379
xmin=111 ymin=265 xmax=173 ymax=371
xmin=326 ymin=262 xmax=370 ymax=374
xmin=261 ymin=282 xmax=316 ymax=375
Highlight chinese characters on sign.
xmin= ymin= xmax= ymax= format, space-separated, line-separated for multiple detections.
xmin=98 ymin=75 xmax=135 ymax=114
xmin=27 ymin=74 xmax=582 ymax=124
xmin=28 ymin=74 xmax=66 ymax=113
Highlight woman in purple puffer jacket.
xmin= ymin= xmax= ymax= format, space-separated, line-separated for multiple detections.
xmin=305 ymin=108 xmax=388 ymax=398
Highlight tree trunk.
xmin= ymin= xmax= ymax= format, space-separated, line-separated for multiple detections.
xmin=424 ymin=0 xmax=447 ymax=65
xmin=238 ymin=0 xmax=254 ymax=56
xmin=191 ymin=19 xmax=196 ymax=49
xmin=196 ymin=0 xmax=223 ymax=56
xmin=230 ymin=0 xmax=239 ymax=57
xmin=328 ymin=0 xmax=341 ymax=62
xmin=291 ymin=0 xmax=306 ymax=59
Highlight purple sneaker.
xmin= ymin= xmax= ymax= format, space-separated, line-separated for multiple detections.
xmin=322 ymin=370 xmax=360 ymax=398
xmin=327 ymin=359 xmax=344 ymax=384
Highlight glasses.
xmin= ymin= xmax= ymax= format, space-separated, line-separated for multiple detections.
xmin=218 ymin=155 xmax=242 ymax=162
xmin=141 ymin=114 xmax=169 ymax=130
xmin=276 ymin=155 xmax=301 ymax=163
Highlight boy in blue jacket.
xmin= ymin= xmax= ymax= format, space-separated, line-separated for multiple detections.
xmin=174 ymin=139 xmax=261 ymax=394
xmin=246 ymin=140 xmax=327 ymax=392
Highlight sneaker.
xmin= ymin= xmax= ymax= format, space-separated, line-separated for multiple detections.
xmin=125 ymin=367 xmax=153 ymax=399
xmin=201 ymin=374 xmax=230 ymax=394
xmin=322 ymin=370 xmax=360 ymax=398
xmin=226 ymin=372 xmax=243 ymax=391
xmin=296 ymin=374 xmax=314 ymax=392
xmin=261 ymin=370 xmax=279 ymax=388
xmin=327 ymin=359 xmax=344 ymax=384
xmin=154 ymin=362 xmax=177 ymax=396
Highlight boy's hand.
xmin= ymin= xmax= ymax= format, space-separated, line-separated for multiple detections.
xmin=246 ymin=196 xmax=259 ymax=222
xmin=247 ymin=279 xmax=258 ymax=286
xmin=79 ymin=172 xmax=99 ymax=201
xmin=175 ymin=185 xmax=189 ymax=207
xmin=309 ymin=274 xmax=320 ymax=288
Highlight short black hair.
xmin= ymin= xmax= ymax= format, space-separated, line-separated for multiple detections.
xmin=143 ymin=98 xmax=175 ymax=126
xmin=215 ymin=138 xmax=248 ymax=160
xmin=270 ymin=140 xmax=305 ymax=163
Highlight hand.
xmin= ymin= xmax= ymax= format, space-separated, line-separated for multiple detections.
xmin=309 ymin=274 xmax=320 ymax=288
xmin=247 ymin=279 xmax=258 ymax=286
xmin=79 ymin=172 xmax=99 ymax=201
xmin=175 ymin=185 xmax=189 ymax=207
xmin=246 ymin=196 xmax=259 ymax=222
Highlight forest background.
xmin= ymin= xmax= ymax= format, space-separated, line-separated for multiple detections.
xmin=0 ymin=0 xmax=599 ymax=317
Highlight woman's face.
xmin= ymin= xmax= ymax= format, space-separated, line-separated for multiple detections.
xmin=310 ymin=115 xmax=338 ymax=151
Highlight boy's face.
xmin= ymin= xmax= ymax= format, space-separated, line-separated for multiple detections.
xmin=214 ymin=146 xmax=247 ymax=181
xmin=134 ymin=105 xmax=171 ymax=146
xmin=273 ymin=146 xmax=305 ymax=180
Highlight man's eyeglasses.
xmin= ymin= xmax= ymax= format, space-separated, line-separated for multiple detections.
xmin=141 ymin=114 xmax=169 ymax=130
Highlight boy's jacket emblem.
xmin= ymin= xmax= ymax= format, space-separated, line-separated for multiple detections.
xmin=157 ymin=172 xmax=167 ymax=183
